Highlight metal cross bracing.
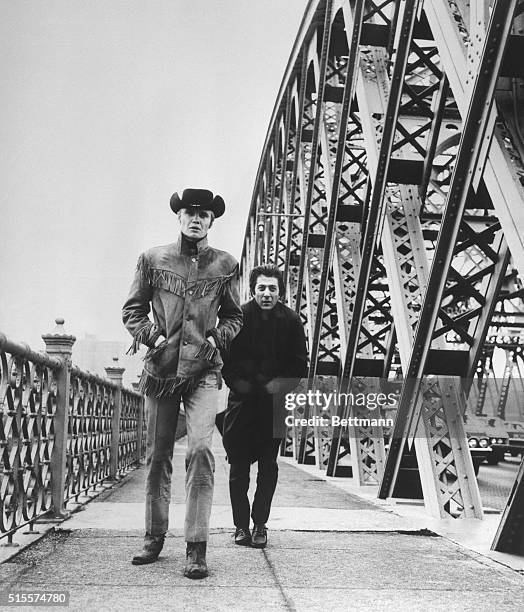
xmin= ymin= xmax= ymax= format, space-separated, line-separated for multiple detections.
xmin=300 ymin=0 xmax=406 ymax=475
xmin=474 ymin=347 xmax=524 ymax=421
xmin=332 ymin=0 xmax=487 ymax=509
xmin=372 ymin=0 xmax=518 ymax=518
xmin=239 ymin=0 xmax=524 ymax=527
xmin=335 ymin=1 xmax=485 ymax=515
xmin=468 ymin=271 xmax=524 ymax=419
xmin=474 ymin=346 xmax=496 ymax=417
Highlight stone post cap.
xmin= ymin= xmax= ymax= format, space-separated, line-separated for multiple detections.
xmin=105 ymin=356 xmax=125 ymax=383
xmin=42 ymin=318 xmax=76 ymax=355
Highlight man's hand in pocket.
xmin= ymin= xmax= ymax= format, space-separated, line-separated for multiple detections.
xmin=154 ymin=335 xmax=166 ymax=347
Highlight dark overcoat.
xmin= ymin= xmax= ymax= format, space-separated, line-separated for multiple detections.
xmin=222 ymin=299 xmax=308 ymax=462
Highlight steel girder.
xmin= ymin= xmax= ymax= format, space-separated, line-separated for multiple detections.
xmin=378 ymin=0 xmax=517 ymax=518
xmin=239 ymin=0 xmax=524 ymax=522
xmin=492 ymin=456 xmax=524 ymax=555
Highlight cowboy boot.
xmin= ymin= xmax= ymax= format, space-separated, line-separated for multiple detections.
xmin=131 ymin=533 xmax=165 ymax=565
xmin=183 ymin=541 xmax=208 ymax=579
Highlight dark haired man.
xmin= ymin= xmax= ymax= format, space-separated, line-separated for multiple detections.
xmin=222 ymin=264 xmax=308 ymax=548
xmin=123 ymin=188 xmax=242 ymax=578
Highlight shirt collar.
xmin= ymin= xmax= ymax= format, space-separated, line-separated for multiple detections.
xmin=176 ymin=233 xmax=209 ymax=255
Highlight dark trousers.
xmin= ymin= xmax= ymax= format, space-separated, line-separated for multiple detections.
xmin=229 ymin=438 xmax=282 ymax=528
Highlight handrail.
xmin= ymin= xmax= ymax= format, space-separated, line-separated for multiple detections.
xmin=70 ymin=364 xmax=119 ymax=389
xmin=0 ymin=331 xmax=61 ymax=370
xmin=0 ymin=330 xmax=139 ymax=395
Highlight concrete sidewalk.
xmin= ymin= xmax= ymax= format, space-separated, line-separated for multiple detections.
xmin=1 ymin=432 xmax=524 ymax=611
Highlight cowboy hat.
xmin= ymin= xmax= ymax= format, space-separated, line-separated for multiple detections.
xmin=170 ymin=188 xmax=225 ymax=218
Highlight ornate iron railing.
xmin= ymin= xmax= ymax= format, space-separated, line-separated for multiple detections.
xmin=0 ymin=333 xmax=60 ymax=541
xmin=65 ymin=368 xmax=116 ymax=504
xmin=0 ymin=323 xmax=145 ymax=542
xmin=119 ymin=388 xmax=143 ymax=475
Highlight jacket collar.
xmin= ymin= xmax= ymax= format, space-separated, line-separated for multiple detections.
xmin=246 ymin=298 xmax=285 ymax=319
xmin=175 ymin=233 xmax=209 ymax=255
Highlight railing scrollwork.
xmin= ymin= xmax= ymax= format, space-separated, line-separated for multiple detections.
xmin=0 ymin=322 xmax=145 ymax=543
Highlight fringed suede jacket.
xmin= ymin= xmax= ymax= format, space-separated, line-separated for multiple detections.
xmin=122 ymin=234 xmax=243 ymax=397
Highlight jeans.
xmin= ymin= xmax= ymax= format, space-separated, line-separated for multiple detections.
xmin=144 ymin=371 xmax=219 ymax=542
xmin=229 ymin=438 xmax=282 ymax=529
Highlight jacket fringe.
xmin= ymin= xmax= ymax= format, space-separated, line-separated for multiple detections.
xmin=136 ymin=253 xmax=149 ymax=282
xmin=126 ymin=322 xmax=152 ymax=355
xmin=150 ymin=269 xmax=186 ymax=296
xmin=140 ymin=264 xmax=235 ymax=300
xmin=138 ymin=370 xmax=198 ymax=398
xmin=188 ymin=271 xmax=235 ymax=298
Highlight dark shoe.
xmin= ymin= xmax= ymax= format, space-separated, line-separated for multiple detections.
xmin=184 ymin=542 xmax=208 ymax=579
xmin=251 ymin=524 xmax=267 ymax=548
xmin=131 ymin=533 xmax=165 ymax=565
xmin=234 ymin=527 xmax=251 ymax=546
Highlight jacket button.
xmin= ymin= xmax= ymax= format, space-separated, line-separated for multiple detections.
xmin=191 ymin=257 xmax=197 ymax=262
xmin=183 ymin=340 xmax=188 ymax=346
xmin=188 ymin=290 xmax=193 ymax=295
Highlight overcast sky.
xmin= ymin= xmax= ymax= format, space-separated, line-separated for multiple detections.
xmin=0 ymin=0 xmax=306 ymax=350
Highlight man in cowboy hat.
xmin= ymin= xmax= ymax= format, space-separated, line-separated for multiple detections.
xmin=123 ymin=188 xmax=242 ymax=578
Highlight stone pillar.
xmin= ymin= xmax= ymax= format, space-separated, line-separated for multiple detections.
xmin=105 ymin=357 xmax=125 ymax=480
xmin=42 ymin=318 xmax=76 ymax=519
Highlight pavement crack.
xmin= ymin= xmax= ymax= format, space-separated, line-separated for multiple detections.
xmin=261 ymin=549 xmax=296 ymax=612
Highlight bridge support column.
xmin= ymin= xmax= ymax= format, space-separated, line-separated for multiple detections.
xmin=105 ymin=359 xmax=125 ymax=480
xmin=42 ymin=318 xmax=76 ymax=519
xmin=492 ymin=456 xmax=524 ymax=554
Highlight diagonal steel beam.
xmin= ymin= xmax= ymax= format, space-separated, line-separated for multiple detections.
xmin=283 ymin=54 xmax=309 ymax=295
xmin=263 ymin=125 xmax=281 ymax=264
xmin=325 ymin=0 xmax=420 ymax=476
xmin=424 ymin=0 xmax=524 ymax=282
xmin=492 ymin=454 xmax=524 ymax=555
xmin=274 ymin=94 xmax=295 ymax=268
xmin=339 ymin=0 xmax=420 ymax=386
xmin=419 ymin=74 xmax=449 ymax=207
xmin=379 ymin=0 xmax=518 ymax=501
xmin=463 ymin=242 xmax=511 ymax=385
xmin=294 ymin=0 xmax=334 ymax=312
xmin=307 ymin=0 xmax=365 ymax=381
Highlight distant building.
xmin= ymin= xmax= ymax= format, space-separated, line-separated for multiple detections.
xmin=73 ymin=333 xmax=145 ymax=388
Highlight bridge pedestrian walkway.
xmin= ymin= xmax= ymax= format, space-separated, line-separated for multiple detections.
xmin=2 ymin=432 xmax=524 ymax=612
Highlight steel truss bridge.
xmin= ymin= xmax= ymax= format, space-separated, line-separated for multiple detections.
xmin=239 ymin=0 xmax=524 ymax=554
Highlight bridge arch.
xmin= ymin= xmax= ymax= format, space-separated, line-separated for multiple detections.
xmin=239 ymin=0 xmax=524 ymax=553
